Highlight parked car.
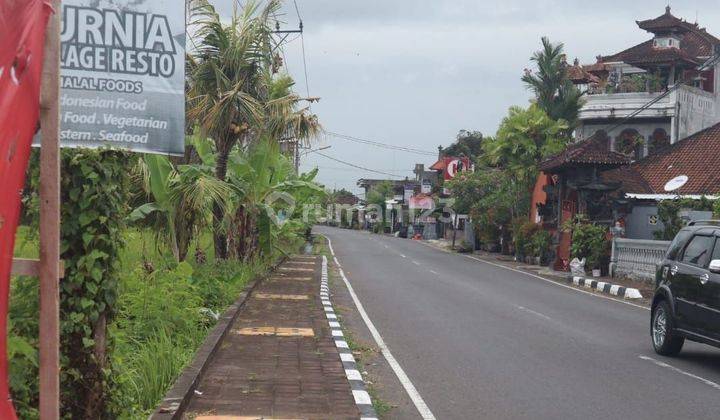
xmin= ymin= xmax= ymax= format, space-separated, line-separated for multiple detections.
xmin=651 ymin=221 xmax=720 ymax=355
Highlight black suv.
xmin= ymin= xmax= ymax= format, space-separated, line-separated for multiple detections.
xmin=651 ymin=221 xmax=720 ymax=356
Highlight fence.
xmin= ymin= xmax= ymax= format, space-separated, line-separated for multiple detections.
xmin=609 ymin=238 xmax=671 ymax=282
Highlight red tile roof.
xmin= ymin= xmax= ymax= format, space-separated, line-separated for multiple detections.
xmin=636 ymin=7 xmax=691 ymax=34
xmin=603 ymin=40 xmax=700 ymax=67
xmin=601 ymin=7 xmax=719 ymax=68
xmin=539 ymin=134 xmax=631 ymax=172
xmin=602 ymin=122 xmax=720 ymax=195
xmin=568 ymin=63 xmax=600 ymax=84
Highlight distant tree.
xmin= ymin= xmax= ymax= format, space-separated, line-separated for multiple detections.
xmin=327 ymin=188 xmax=358 ymax=205
xmin=365 ymin=181 xmax=395 ymax=229
xmin=522 ymin=37 xmax=584 ymax=129
xmin=443 ymin=130 xmax=484 ymax=160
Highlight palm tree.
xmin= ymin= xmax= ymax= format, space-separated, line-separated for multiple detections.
xmin=522 ymin=37 xmax=584 ymax=130
xmin=187 ymin=0 xmax=279 ymax=259
xmin=264 ymin=73 xmax=322 ymax=154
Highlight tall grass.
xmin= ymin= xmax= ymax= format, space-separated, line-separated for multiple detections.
xmin=9 ymin=227 xmax=292 ymax=419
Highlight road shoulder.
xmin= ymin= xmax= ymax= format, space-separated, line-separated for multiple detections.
xmin=314 ymin=235 xmax=419 ymax=420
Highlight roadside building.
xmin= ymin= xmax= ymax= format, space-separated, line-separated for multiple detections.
xmin=533 ymin=134 xmax=631 ymax=270
xmin=602 ymin=122 xmax=720 ymax=239
xmin=569 ymin=6 xmax=720 ymax=155
xmin=533 ymin=121 xmax=720 ymax=269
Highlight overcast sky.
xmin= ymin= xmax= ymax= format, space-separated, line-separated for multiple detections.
xmin=217 ymin=1 xmax=720 ymax=195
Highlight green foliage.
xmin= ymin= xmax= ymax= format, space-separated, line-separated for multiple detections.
xmin=442 ymin=130 xmax=484 ymax=160
xmin=365 ymin=181 xmax=394 ymax=230
xmin=57 ymin=149 xmax=133 ymax=418
xmin=521 ymin=37 xmax=584 ymax=129
xmin=483 ymin=104 xmax=569 ymax=184
xmin=654 ymin=197 xmax=715 ymax=240
xmin=530 ymin=230 xmax=553 ymax=262
xmin=564 ymin=215 xmax=608 ymax=269
xmin=511 ymin=220 xmax=539 ymax=257
xmin=109 ymin=252 xmax=270 ymax=416
xmin=131 ymin=144 xmax=233 ymax=261
xmin=223 ymin=138 xmax=325 ymax=259
xmin=447 ymin=169 xmax=531 ymax=249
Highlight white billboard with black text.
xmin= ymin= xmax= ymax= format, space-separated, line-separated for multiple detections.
xmin=37 ymin=0 xmax=185 ymax=155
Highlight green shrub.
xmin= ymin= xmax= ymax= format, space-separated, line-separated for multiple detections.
xmin=512 ymin=220 xmax=539 ymax=258
xmin=530 ymin=230 xmax=553 ymax=262
xmin=565 ymin=216 xmax=608 ymax=270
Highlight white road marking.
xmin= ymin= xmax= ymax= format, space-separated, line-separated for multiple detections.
xmin=416 ymin=241 xmax=649 ymax=311
xmin=516 ymin=305 xmax=552 ymax=321
xmin=323 ymin=235 xmax=437 ymax=420
xmin=399 ymin=254 xmax=407 ymax=258
xmin=412 ymin=260 xmax=421 ymax=266
xmin=638 ymin=355 xmax=720 ymax=390
xmin=429 ymin=270 xmax=439 ymax=275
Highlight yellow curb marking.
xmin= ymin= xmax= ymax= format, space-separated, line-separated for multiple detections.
xmin=254 ymin=293 xmax=309 ymax=300
xmin=279 ymin=267 xmax=314 ymax=272
xmin=196 ymin=416 xmax=304 ymax=420
xmin=234 ymin=327 xmax=314 ymax=337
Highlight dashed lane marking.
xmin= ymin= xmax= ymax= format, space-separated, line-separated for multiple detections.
xmin=415 ymin=241 xmax=649 ymax=311
xmin=516 ymin=305 xmax=552 ymax=321
xmin=638 ymin=355 xmax=720 ymax=391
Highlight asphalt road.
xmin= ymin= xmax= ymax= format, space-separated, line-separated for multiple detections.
xmin=315 ymin=226 xmax=720 ymax=420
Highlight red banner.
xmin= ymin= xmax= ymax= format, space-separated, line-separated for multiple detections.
xmin=0 ymin=1 xmax=53 ymax=417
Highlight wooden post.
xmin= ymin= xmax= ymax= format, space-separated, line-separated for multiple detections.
xmin=38 ymin=1 xmax=61 ymax=419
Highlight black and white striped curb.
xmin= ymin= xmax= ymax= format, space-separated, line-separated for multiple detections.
xmin=570 ymin=276 xmax=643 ymax=299
xmin=321 ymin=255 xmax=378 ymax=420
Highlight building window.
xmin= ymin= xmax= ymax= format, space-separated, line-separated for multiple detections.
xmin=648 ymin=128 xmax=670 ymax=155
xmin=614 ymin=129 xmax=644 ymax=160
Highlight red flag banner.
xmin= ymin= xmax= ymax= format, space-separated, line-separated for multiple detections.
xmin=0 ymin=1 xmax=53 ymax=417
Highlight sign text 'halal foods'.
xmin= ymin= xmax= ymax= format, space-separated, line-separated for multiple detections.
xmin=38 ymin=1 xmax=185 ymax=155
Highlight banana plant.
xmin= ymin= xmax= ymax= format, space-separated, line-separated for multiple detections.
xmin=225 ymin=138 xmax=324 ymax=259
xmin=130 ymin=147 xmax=232 ymax=262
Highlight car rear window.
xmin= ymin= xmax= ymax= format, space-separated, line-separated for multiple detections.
xmin=666 ymin=230 xmax=693 ymax=260
xmin=680 ymin=235 xmax=714 ymax=267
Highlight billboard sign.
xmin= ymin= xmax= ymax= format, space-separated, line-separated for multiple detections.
xmin=444 ymin=157 xmax=471 ymax=180
xmin=38 ymin=0 xmax=186 ymax=155
xmin=404 ymin=187 xmax=414 ymax=202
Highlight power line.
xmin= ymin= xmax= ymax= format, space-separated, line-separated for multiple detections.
xmin=292 ymin=0 xmax=302 ymax=22
xmin=289 ymin=0 xmax=311 ymax=99
xmin=299 ymin=32 xmax=310 ymax=98
xmin=324 ymin=131 xmax=437 ymax=156
xmin=313 ymin=151 xmax=405 ymax=178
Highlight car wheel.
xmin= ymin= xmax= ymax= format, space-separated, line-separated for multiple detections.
xmin=651 ymin=300 xmax=684 ymax=356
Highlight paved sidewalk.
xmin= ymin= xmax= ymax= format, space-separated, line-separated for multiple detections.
xmin=184 ymin=255 xmax=360 ymax=419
